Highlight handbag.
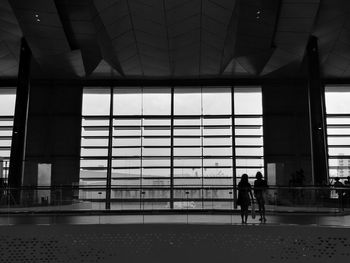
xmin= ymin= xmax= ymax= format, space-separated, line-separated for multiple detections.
xmin=251 ymin=202 xmax=256 ymax=219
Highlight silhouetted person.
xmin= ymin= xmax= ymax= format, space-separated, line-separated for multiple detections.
xmin=254 ymin=172 xmax=267 ymax=222
xmin=0 ymin=178 xmax=4 ymax=201
xmin=289 ymin=173 xmax=297 ymax=203
xmin=344 ymin=176 xmax=350 ymax=199
xmin=295 ymin=169 xmax=305 ymax=203
xmin=237 ymin=174 xmax=254 ymax=224
xmin=333 ymin=177 xmax=344 ymax=211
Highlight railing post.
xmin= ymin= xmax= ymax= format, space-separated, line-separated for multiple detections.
xmin=231 ymin=86 xmax=237 ymax=208
xmin=170 ymin=86 xmax=174 ymax=209
xmin=106 ymin=87 xmax=113 ymax=210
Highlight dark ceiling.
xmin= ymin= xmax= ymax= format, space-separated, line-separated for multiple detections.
xmin=0 ymin=0 xmax=349 ymax=79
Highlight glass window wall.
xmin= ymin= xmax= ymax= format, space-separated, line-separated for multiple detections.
xmin=0 ymin=88 xmax=16 ymax=184
xmin=325 ymin=86 xmax=350 ymax=183
xmin=79 ymin=86 xmax=264 ymax=209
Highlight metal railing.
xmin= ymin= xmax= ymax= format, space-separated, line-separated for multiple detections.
xmin=0 ymin=185 xmax=349 ymax=213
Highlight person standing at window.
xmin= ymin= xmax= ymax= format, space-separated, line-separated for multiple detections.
xmin=344 ymin=176 xmax=350 ymax=197
xmin=334 ymin=177 xmax=344 ymax=211
xmin=237 ymin=174 xmax=254 ymax=224
xmin=254 ymin=171 xmax=267 ymax=222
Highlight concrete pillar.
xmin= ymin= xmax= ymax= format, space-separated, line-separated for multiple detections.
xmin=263 ymin=83 xmax=312 ymax=187
xmin=8 ymin=38 xmax=31 ymax=202
xmin=23 ymin=83 xmax=82 ymax=204
xmin=306 ymin=36 xmax=329 ymax=185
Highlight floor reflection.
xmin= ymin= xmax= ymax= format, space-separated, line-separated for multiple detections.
xmin=1 ymin=214 xmax=350 ymax=227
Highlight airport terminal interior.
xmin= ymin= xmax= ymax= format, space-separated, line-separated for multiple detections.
xmin=1 ymin=0 xmax=350 ymax=262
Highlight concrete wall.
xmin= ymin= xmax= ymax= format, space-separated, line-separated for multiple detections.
xmin=23 ymin=83 xmax=82 ymax=188
xmin=263 ymin=82 xmax=312 ymax=186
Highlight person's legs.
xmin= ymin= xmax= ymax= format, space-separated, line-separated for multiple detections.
xmin=261 ymin=203 xmax=266 ymax=221
xmin=257 ymin=199 xmax=263 ymax=220
xmin=256 ymin=197 xmax=264 ymax=221
xmin=241 ymin=205 xmax=248 ymax=223
xmin=244 ymin=209 xmax=248 ymax=223
xmin=259 ymin=198 xmax=266 ymax=221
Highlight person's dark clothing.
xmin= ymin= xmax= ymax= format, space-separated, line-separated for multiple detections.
xmin=344 ymin=179 xmax=350 ymax=198
xmin=334 ymin=180 xmax=345 ymax=210
xmin=237 ymin=181 xmax=252 ymax=209
xmin=254 ymin=179 xmax=267 ymax=205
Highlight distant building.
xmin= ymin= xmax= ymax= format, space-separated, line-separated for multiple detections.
xmin=338 ymin=154 xmax=350 ymax=177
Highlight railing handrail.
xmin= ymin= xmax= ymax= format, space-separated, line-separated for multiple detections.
xmin=1 ymin=185 xmax=350 ymax=191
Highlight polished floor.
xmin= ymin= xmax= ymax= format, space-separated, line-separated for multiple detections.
xmin=1 ymin=213 xmax=350 ymax=227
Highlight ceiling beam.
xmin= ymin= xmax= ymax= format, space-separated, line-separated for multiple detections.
xmin=89 ymin=0 xmax=125 ymax=76
xmin=221 ymin=0 xmax=281 ymax=76
xmin=53 ymin=0 xmax=103 ymax=76
xmin=9 ymin=0 xmax=85 ymax=77
xmin=261 ymin=0 xmax=321 ymax=76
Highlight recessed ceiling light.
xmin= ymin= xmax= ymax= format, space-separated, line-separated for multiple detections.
xmin=36 ymin=18 xmax=41 ymax=22
xmin=35 ymin=14 xmax=39 ymax=18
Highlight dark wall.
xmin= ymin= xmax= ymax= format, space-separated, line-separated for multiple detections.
xmin=263 ymin=82 xmax=312 ymax=186
xmin=23 ymin=83 xmax=82 ymax=187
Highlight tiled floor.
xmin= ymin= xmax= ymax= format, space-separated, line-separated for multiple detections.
xmin=1 ymin=223 xmax=350 ymax=263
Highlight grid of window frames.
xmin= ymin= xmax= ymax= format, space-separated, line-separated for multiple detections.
xmin=0 ymin=88 xmax=16 ymax=183
xmin=80 ymin=87 xmax=264 ymax=209
xmin=325 ymin=86 xmax=350 ymax=183
xmin=80 ymin=88 xmax=110 ymax=202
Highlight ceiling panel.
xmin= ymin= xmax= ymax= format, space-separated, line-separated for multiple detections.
xmin=2 ymin=0 xmax=350 ymax=79
xmin=226 ymin=0 xmax=280 ymax=76
xmin=261 ymin=0 xmax=320 ymax=76
xmin=313 ymin=0 xmax=350 ymax=78
xmin=0 ymin=0 xmax=21 ymax=77
xmin=9 ymin=0 xmax=91 ymax=77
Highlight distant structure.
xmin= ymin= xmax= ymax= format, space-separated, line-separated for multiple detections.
xmin=338 ymin=154 xmax=350 ymax=177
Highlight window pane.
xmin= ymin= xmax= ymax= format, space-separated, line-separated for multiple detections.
xmin=234 ymin=87 xmax=262 ymax=115
xmin=174 ymin=147 xmax=201 ymax=156
xmin=113 ymin=147 xmax=141 ymax=157
xmin=329 ymin=147 xmax=350 ymax=156
xmin=328 ymin=137 xmax=350 ymax=145
xmin=143 ymin=88 xmax=171 ymax=115
xmin=236 ymin=158 xmax=264 ymax=167
xmin=142 ymin=168 xmax=171 ymax=177
xmin=82 ymin=88 xmax=110 ymax=115
xmin=203 ymin=168 xmax=232 ymax=177
xmin=203 ymin=158 xmax=232 ymax=167
xmin=174 ymin=88 xmax=201 ymax=115
xmin=202 ymin=87 xmax=231 ymax=115
xmin=114 ymin=88 xmax=142 ymax=115
xmin=203 ymin=147 xmax=232 ymax=156
xmin=0 ymin=89 xmax=16 ymax=115
xmin=325 ymin=86 xmax=350 ymax=114
xmin=174 ymin=168 xmax=202 ymax=177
